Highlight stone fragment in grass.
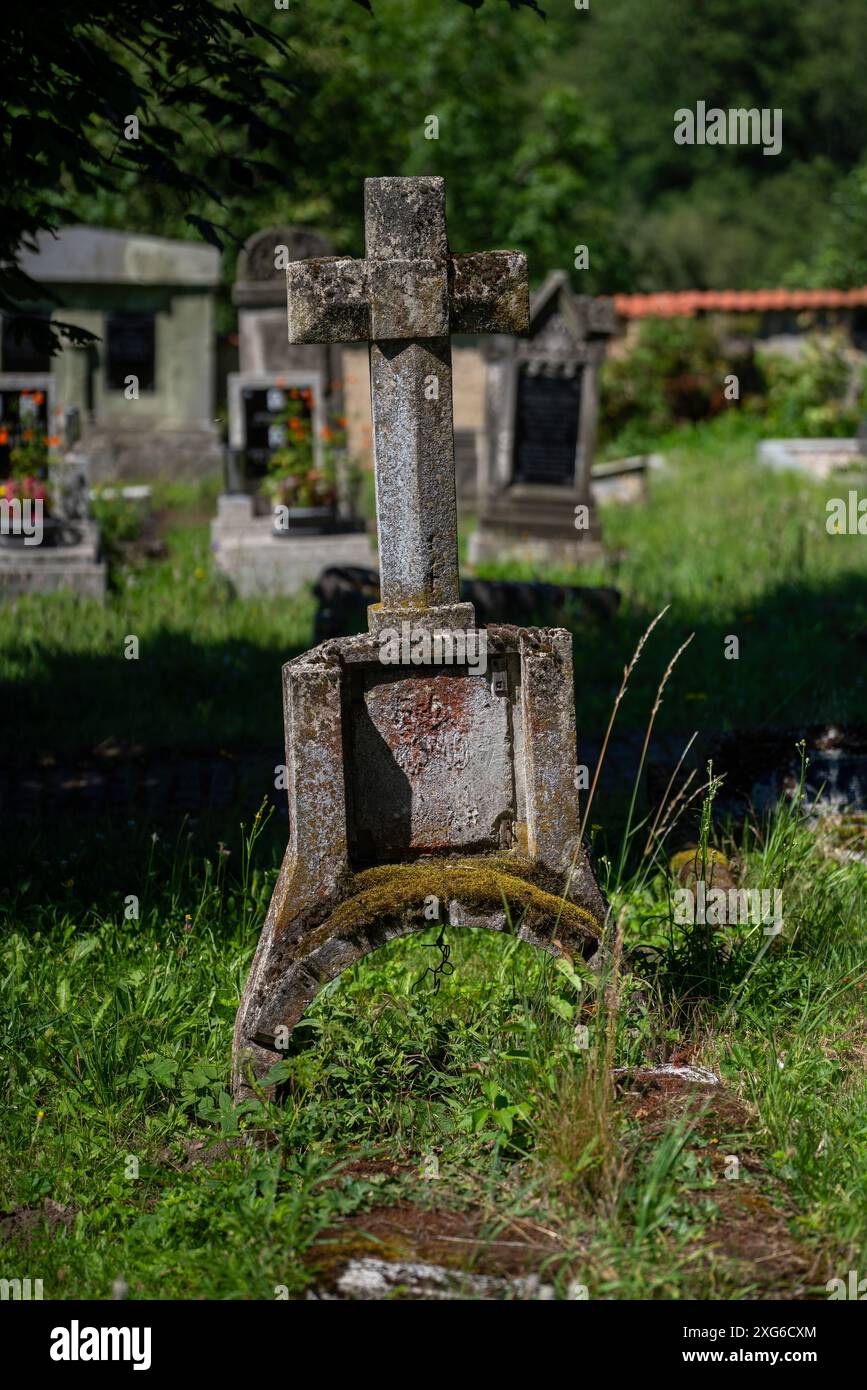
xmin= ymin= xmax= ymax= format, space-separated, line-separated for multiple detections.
xmin=614 ymin=1063 xmax=722 ymax=1088
xmin=313 ymin=1256 xmax=559 ymax=1301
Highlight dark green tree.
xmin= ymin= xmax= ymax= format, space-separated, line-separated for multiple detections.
xmin=0 ymin=0 xmax=545 ymax=351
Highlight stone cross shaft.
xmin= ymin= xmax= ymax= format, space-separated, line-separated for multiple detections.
xmin=286 ymin=176 xmax=529 ymax=631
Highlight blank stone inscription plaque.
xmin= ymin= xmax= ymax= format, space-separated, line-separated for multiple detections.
xmin=350 ymin=669 xmax=515 ymax=859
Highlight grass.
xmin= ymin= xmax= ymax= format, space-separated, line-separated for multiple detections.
xmin=1 ymin=790 xmax=864 ymax=1299
xmin=1 ymin=415 xmax=865 ymax=755
xmin=1 ymin=415 xmax=866 ymax=1299
xmin=475 ymin=413 xmax=867 ymax=736
xmin=0 ymin=476 xmax=313 ymax=755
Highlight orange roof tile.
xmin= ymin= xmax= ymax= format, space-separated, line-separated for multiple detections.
xmin=613 ymin=287 xmax=867 ymax=318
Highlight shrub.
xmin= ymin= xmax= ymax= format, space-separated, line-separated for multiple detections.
xmin=758 ymin=331 xmax=865 ymax=438
xmin=599 ymin=318 xmax=755 ymax=454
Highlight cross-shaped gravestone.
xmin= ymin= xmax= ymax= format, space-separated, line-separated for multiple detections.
xmin=287 ymin=176 xmax=528 ymax=632
xmin=233 ymin=178 xmax=607 ymax=1099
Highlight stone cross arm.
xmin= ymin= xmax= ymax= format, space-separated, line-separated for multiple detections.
xmin=287 ymin=247 xmax=528 ymax=343
xmin=285 ymin=177 xmax=527 ymax=345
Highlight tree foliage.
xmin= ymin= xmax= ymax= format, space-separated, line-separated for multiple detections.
xmin=1 ymin=0 xmax=549 ymax=348
xmin=0 ymin=2 xmax=309 ymax=347
xmin=3 ymin=0 xmax=867 ymax=356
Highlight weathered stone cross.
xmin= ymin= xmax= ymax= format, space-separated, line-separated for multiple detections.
xmin=287 ymin=176 xmax=529 ymax=630
xmin=232 ymin=177 xmax=607 ymax=1099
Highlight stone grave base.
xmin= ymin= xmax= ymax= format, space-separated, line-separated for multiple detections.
xmin=211 ymin=494 xmax=377 ymax=597
xmin=469 ymin=485 xmax=603 ymax=570
xmin=757 ymin=438 xmax=867 ymax=480
xmin=79 ymin=422 xmax=223 ymax=483
xmin=0 ymin=521 xmax=107 ymax=602
xmin=233 ymin=621 xmax=607 ymax=1097
xmin=591 ymin=453 xmax=667 ymax=506
xmin=469 ymin=525 xmax=603 ymax=570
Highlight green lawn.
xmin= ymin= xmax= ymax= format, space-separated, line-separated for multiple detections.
xmin=1 ymin=795 xmax=865 ymax=1298
xmin=476 ymin=415 xmax=867 ymax=737
xmin=1 ymin=416 xmax=865 ymax=756
xmin=2 ymin=416 xmax=866 ymax=1299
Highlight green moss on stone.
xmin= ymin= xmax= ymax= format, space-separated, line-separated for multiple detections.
xmin=324 ymin=858 xmax=600 ymax=942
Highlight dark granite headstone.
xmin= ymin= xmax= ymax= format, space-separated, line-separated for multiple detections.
xmin=514 ymin=370 xmax=581 ymax=486
xmin=0 ymin=384 xmax=51 ymax=472
xmin=470 ymin=272 xmax=617 ymax=568
xmin=105 ymin=312 xmax=155 ymax=391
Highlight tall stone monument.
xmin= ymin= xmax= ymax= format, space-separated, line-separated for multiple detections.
xmin=233 ymin=179 xmax=607 ymax=1096
xmin=234 ymin=226 xmax=338 ymax=383
xmin=469 ymin=271 xmax=617 ymax=569
xmin=211 ymin=225 xmax=375 ymax=596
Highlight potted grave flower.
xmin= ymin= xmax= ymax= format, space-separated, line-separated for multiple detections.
xmin=0 ymin=427 xmax=67 ymax=546
xmin=261 ymin=390 xmax=342 ymax=535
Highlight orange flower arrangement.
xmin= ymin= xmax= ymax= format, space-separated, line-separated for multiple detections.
xmin=263 ymin=398 xmax=338 ymax=510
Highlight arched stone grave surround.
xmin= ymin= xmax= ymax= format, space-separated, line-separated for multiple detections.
xmin=233 ymin=178 xmax=607 ymax=1097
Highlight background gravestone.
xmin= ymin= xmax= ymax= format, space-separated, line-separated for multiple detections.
xmin=0 ymin=374 xmax=58 ymax=472
xmin=226 ymin=372 xmax=327 ymax=489
xmin=0 ymin=371 xmax=106 ymax=601
xmin=234 ymin=226 xmax=338 ymax=376
xmin=228 ymin=225 xmax=343 ymax=500
xmin=211 ymin=225 xmax=375 ymax=595
xmin=469 ymin=271 xmax=617 ymax=569
xmin=3 ymin=225 xmax=222 ymax=481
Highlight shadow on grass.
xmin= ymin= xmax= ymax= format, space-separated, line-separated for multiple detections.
xmin=1 ymin=567 xmax=864 ymax=897
xmin=2 ymin=626 xmax=308 ymax=754
xmin=572 ymin=567 xmax=866 ymax=739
